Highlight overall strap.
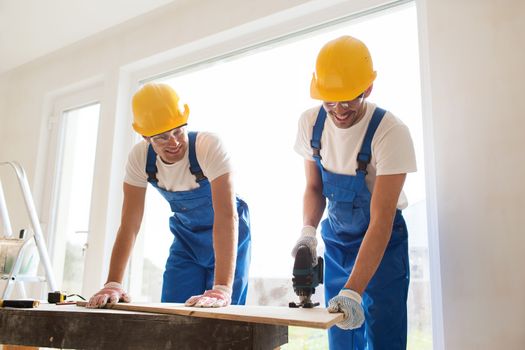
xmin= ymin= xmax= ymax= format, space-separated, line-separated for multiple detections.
xmin=356 ymin=107 xmax=387 ymax=174
xmin=310 ymin=106 xmax=327 ymax=161
xmin=146 ymin=144 xmax=159 ymax=184
xmin=188 ymin=131 xmax=207 ymax=182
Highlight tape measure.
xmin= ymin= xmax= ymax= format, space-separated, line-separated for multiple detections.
xmin=0 ymin=299 xmax=40 ymax=308
xmin=47 ymin=291 xmax=67 ymax=304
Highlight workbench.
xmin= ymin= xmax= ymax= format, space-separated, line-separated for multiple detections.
xmin=0 ymin=303 xmax=288 ymax=349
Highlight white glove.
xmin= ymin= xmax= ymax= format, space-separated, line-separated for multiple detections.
xmin=184 ymin=285 xmax=232 ymax=308
xmin=86 ymin=281 xmax=131 ymax=309
xmin=327 ymin=289 xmax=365 ymax=330
xmin=291 ymin=225 xmax=318 ymax=265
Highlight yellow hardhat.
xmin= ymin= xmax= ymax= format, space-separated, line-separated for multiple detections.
xmin=310 ymin=35 xmax=377 ymax=102
xmin=131 ymin=83 xmax=190 ymax=137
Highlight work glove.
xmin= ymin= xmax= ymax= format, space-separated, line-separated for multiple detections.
xmin=86 ymin=281 xmax=131 ymax=308
xmin=185 ymin=285 xmax=232 ymax=308
xmin=291 ymin=225 xmax=318 ymax=265
xmin=327 ymin=289 xmax=365 ymax=330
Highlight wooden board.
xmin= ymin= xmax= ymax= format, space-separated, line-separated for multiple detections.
xmin=77 ymin=301 xmax=343 ymax=329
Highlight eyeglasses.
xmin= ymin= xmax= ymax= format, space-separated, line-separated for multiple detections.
xmin=323 ymin=93 xmax=364 ymax=110
xmin=150 ymin=126 xmax=186 ymax=145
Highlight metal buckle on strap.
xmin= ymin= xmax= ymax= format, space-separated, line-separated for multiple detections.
xmin=192 ymin=171 xmax=207 ymax=182
xmin=357 ymin=152 xmax=371 ymax=164
xmin=312 ymin=148 xmax=322 ymax=159
xmin=310 ymin=138 xmax=322 ymax=160
xmin=147 ymin=172 xmax=158 ymax=182
xmin=356 ymin=162 xmax=368 ymax=175
xmin=356 ymin=152 xmax=370 ymax=174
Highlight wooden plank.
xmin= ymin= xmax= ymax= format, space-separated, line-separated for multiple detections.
xmin=0 ymin=304 xmax=288 ymax=350
xmin=77 ymin=301 xmax=343 ymax=329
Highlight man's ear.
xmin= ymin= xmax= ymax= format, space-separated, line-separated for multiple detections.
xmin=364 ymin=84 xmax=373 ymax=97
xmin=143 ymin=136 xmax=151 ymax=144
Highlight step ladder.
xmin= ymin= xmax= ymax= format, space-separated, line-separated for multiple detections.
xmin=0 ymin=161 xmax=58 ymax=298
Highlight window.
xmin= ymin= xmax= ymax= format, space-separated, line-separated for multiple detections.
xmin=132 ymin=3 xmax=431 ymax=349
xmin=47 ymin=102 xmax=100 ymax=296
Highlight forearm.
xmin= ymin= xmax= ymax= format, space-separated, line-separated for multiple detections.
xmin=303 ymin=186 xmax=326 ymax=228
xmin=106 ymin=183 xmax=146 ymax=284
xmin=345 ymin=174 xmax=406 ymax=294
xmin=212 ymin=212 xmax=238 ymax=288
xmin=302 ymin=160 xmax=325 ymax=228
xmin=209 ymin=173 xmax=238 ymax=288
xmin=344 ymin=221 xmax=393 ymax=294
xmin=106 ymin=227 xmax=138 ymax=284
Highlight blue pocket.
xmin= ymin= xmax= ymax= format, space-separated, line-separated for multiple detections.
xmin=171 ymin=196 xmax=214 ymax=231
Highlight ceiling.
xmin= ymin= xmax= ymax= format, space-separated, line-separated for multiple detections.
xmin=0 ymin=0 xmax=175 ymax=74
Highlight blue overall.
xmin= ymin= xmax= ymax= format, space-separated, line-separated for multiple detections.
xmin=145 ymin=131 xmax=251 ymax=304
xmin=311 ymin=107 xmax=410 ymax=350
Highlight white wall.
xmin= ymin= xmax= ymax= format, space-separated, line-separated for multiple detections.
xmin=0 ymin=0 xmax=523 ymax=348
xmin=418 ymin=0 xmax=525 ymax=349
xmin=0 ymin=79 xmax=5 ymax=131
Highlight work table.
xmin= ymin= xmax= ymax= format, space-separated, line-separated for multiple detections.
xmin=0 ymin=303 xmax=288 ymax=349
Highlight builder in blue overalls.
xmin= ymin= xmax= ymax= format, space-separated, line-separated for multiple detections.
xmin=88 ymin=83 xmax=250 ymax=308
xmin=292 ymin=36 xmax=417 ymax=349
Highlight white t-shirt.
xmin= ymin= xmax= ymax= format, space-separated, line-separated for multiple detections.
xmin=294 ymin=102 xmax=417 ymax=209
xmin=124 ymin=132 xmax=232 ymax=191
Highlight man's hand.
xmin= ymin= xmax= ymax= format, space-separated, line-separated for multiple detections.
xmin=185 ymin=285 xmax=232 ymax=308
xmin=291 ymin=225 xmax=317 ymax=265
xmin=327 ymin=289 xmax=365 ymax=330
xmin=86 ymin=282 xmax=131 ymax=308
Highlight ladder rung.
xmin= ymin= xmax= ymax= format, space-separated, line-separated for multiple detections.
xmin=1 ymin=274 xmax=45 ymax=282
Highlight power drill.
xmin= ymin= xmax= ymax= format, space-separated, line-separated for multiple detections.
xmin=289 ymin=245 xmax=323 ymax=308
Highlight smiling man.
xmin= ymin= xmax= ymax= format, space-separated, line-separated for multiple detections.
xmin=88 ymin=83 xmax=251 ymax=309
xmin=292 ymin=36 xmax=417 ymax=350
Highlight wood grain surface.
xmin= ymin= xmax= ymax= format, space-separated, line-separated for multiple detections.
xmin=77 ymin=301 xmax=343 ymax=329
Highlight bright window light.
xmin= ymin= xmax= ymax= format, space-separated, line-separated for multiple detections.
xmin=135 ymin=3 xmax=431 ymax=349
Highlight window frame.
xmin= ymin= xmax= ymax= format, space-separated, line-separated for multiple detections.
xmin=118 ymin=0 xmax=443 ymax=347
xmin=41 ymin=85 xmax=105 ymax=297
